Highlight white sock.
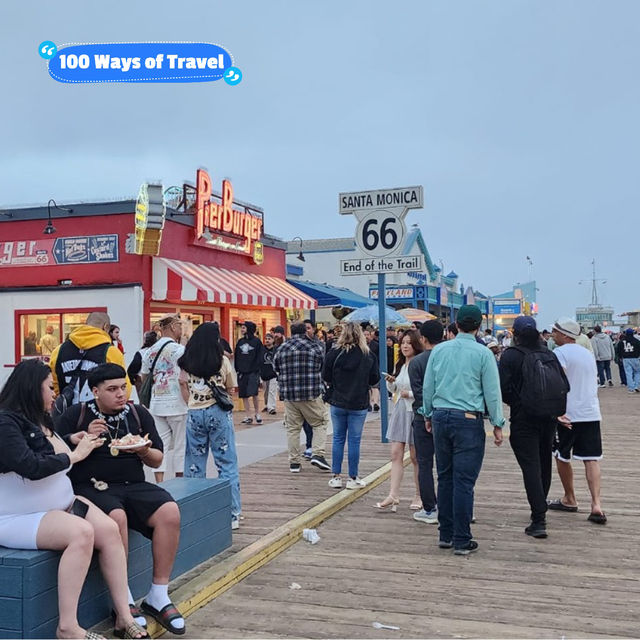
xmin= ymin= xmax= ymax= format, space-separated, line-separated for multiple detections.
xmin=145 ymin=583 xmax=185 ymax=629
xmin=126 ymin=586 xmax=147 ymax=627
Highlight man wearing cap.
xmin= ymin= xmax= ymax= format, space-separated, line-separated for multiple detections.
xmin=549 ymin=317 xmax=606 ymax=524
xmin=422 ymin=305 xmax=505 ymax=555
xmin=234 ymin=321 xmax=264 ymax=425
xmin=499 ymin=316 xmax=561 ymax=538
xmin=271 ymin=325 xmax=286 ymax=342
xmin=617 ymin=328 xmax=640 ymax=393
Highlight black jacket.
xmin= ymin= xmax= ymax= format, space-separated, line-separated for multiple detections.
xmin=323 ymin=346 xmax=379 ymax=410
xmin=408 ymin=349 xmax=433 ymax=414
xmin=234 ymin=323 xmax=263 ymax=373
xmin=617 ymin=335 xmax=640 ymax=359
xmin=0 ymin=410 xmax=70 ymax=479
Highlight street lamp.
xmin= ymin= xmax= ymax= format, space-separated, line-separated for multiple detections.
xmin=44 ymin=199 xmax=74 ymax=235
xmin=291 ymin=236 xmax=305 ymax=262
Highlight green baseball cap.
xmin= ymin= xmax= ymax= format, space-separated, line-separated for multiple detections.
xmin=456 ymin=304 xmax=482 ymax=325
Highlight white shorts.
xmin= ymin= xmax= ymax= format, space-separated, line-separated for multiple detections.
xmin=0 ymin=512 xmax=47 ymax=550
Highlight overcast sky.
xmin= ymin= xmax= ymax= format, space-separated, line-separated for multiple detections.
xmin=2 ymin=1 xmax=638 ymax=328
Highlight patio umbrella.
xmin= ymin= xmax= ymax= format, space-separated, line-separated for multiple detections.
xmin=341 ymin=304 xmax=409 ymax=327
xmin=397 ymin=308 xmax=437 ymax=322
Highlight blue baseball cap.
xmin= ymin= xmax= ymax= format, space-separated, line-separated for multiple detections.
xmin=513 ymin=316 xmax=537 ymax=334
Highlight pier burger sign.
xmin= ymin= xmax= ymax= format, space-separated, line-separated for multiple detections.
xmin=194 ymin=169 xmax=264 ymax=264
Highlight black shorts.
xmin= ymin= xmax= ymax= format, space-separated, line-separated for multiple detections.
xmin=553 ymin=420 xmax=602 ymax=462
xmin=75 ymin=481 xmax=175 ymax=539
xmin=237 ymin=371 xmax=259 ymax=398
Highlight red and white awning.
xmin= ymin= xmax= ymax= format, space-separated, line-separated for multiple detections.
xmin=152 ymin=257 xmax=316 ymax=309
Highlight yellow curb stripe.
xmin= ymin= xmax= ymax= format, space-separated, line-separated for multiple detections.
xmin=144 ymin=453 xmax=409 ymax=637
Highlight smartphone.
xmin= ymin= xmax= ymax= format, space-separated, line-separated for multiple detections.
xmin=69 ymin=498 xmax=89 ymax=519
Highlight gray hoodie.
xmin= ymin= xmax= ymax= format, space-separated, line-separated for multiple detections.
xmin=590 ymin=332 xmax=615 ymax=361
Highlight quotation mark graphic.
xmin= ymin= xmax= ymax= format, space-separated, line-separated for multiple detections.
xmin=39 ymin=40 xmax=57 ymax=59
xmin=224 ymin=66 xmax=242 ymax=85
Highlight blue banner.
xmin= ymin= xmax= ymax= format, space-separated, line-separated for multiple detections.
xmin=53 ymin=235 xmax=119 ymax=264
xmin=493 ymin=302 xmax=521 ymax=315
xmin=47 ymin=42 xmax=234 ymax=84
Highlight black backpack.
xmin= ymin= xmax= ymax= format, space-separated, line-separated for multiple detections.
xmin=514 ymin=347 xmax=570 ymax=418
xmin=53 ymin=342 xmax=110 ymax=422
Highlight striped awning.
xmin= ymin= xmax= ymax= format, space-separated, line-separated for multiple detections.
xmin=152 ymin=257 xmax=317 ymax=309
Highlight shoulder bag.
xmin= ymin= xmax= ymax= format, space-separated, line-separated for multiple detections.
xmin=204 ymin=377 xmax=234 ymax=412
xmin=138 ymin=340 xmax=171 ymax=408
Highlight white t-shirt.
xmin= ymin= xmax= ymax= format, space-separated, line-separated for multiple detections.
xmin=554 ymin=343 xmax=601 ymax=422
xmin=141 ymin=337 xmax=187 ymax=416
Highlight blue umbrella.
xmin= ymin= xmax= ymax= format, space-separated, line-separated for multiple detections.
xmin=341 ymin=304 xmax=409 ymax=327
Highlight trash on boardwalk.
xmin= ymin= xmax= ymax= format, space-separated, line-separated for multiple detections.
xmin=289 ymin=582 xmax=302 ymax=590
xmin=373 ymin=622 xmax=400 ymax=631
xmin=302 ymin=528 xmax=320 ymax=544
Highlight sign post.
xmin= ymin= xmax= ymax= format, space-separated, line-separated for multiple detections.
xmin=338 ymin=186 xmax=423 ymax=442
xmin=377 ymin=272 xmax=389 ymax=442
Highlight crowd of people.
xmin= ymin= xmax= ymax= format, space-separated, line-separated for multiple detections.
xmin=1 ymin=305 xmax=638 ymax=637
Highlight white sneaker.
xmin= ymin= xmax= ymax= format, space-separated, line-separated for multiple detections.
xmin=328 ymin=476 xmax=343 ymax=489
xmin=413 ymin=508 xmax=438 ymax=524
xmin=346 ymin=477 xmax=366 ymax=490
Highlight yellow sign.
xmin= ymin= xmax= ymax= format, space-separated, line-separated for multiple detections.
xmin=134 ymin=183 xmax=165 ymax=255
xmin=252 ymin=241 xmax=264 ymax=265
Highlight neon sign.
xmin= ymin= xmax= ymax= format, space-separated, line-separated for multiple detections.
xmin=195 ymin=169 xmax=263 ymax=256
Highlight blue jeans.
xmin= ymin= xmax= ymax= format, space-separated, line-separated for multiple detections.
xmin=623 ymin=358 xmax=640 ymax=391
xmin=184 ymin=404 xmax=242 ymax=516
xmin=432 ymin=408 xmax=486 ymax=548
xmin=329 ymin=406 xmax=368 ymax=477
xmin=596 ymin=360 xmax=612 ymax=385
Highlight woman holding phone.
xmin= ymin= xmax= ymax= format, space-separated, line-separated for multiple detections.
xmin=375 ymin=330 xmax=424 ymax=512
xmin=0 ymin=360 xmax=147 ymax=640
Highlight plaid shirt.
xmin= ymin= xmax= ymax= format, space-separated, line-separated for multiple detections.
xmin=273 ymin=335 xmax=325 ymax=402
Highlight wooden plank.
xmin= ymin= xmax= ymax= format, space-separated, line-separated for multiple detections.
xmin=176 ymin=385 xmax=640 ymax=638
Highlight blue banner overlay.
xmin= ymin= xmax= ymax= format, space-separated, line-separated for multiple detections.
xmin=47 ymin=42 xmax=234 ymax=84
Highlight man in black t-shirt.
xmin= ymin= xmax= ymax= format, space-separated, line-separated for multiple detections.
xmin=56 ymin=363 xmax=185 ymax=636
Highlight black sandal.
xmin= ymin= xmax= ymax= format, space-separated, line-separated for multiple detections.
xmin=587 ymin=512 xmax=607 ymax=524
xmin=140 ymin=601 xmax=185 ymax=635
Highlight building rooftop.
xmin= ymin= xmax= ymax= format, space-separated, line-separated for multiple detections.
xmin=285 ymin=237 xmax=355 ymax=252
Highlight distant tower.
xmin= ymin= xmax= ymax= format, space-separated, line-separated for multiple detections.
xmin=576 ymin=259 xmax=614 ymax=330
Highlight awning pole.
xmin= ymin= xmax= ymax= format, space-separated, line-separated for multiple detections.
xmin=378 ymin=273 xmax=389 ymax=443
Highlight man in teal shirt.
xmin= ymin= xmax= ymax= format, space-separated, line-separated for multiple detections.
xmin=422 ymin=305 xmax=505 ymax=555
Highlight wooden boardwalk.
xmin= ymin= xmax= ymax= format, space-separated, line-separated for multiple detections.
xmin=178 ymin=385 xmax=639 ymax=639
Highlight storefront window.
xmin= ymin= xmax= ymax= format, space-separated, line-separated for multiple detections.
xmin=17 ymin=311 xmax=90 ymax=361
xmin=231 ymin=309 xmax=282 ymax=344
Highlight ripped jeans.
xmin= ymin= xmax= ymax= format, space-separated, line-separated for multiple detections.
xmin=184 ymin=404 xmax=241 ymax=516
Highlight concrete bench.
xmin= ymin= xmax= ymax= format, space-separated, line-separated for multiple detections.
xmin=0 ymin=477 xmax=231 ymax=639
